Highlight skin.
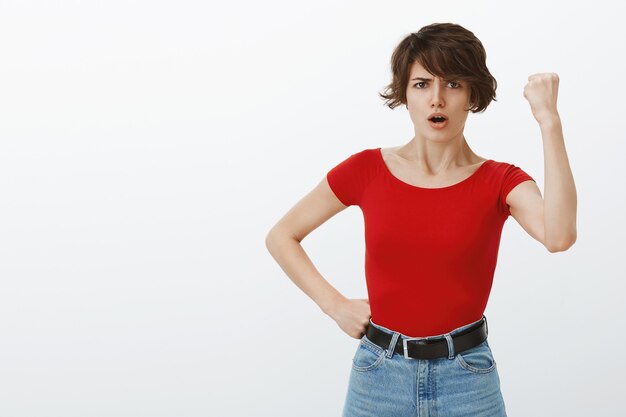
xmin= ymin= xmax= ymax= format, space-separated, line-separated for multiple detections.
xmin=266 ymin=64 xmax=577 ymax=340
xmin=381 ymin=60 xmax=487 ymax=188
xmin=516 ymin=73 xmax=577 ymax=252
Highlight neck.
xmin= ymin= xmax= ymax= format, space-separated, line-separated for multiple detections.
xmin=400 ymin=135 xmax=479 ymax=170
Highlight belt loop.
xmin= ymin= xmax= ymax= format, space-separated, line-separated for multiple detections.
xmin=386 ymin=332 xmax=400 ymax=358
xmin=484 ymin=315 xmax=488 ymax=336
xmin=443 ymin=333 xmax=455 ymax=359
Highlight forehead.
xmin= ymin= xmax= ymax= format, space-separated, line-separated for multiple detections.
xmin=409 ymin=60 xmax=432 ymax=75
xmin=409 ymin=60 xmax=448 ymax=80
xmin=410 ymin=60 xmax=428 ymax=73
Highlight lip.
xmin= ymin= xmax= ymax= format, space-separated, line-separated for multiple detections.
xmin=428 ymin=119 xmax=448 ymax=129
xmin=427 ymin=112 xmax=448 ymax=120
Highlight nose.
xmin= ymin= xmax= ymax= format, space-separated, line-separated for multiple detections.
xmin=430 ymin=82 xmax=445 ymax=108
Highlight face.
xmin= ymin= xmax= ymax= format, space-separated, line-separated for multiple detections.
xmin=405 ymin=60 xmax=471 ymax=141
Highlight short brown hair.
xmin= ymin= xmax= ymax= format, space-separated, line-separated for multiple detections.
xmin=379 ymin=23 xmax=497 ymax=113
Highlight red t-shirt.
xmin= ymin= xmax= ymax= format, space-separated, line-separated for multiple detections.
xmin=326 ymin=147 xmax=535 ymax=337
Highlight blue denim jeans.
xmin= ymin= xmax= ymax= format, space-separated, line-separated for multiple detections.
xmin=342 ymin=315 xmax=507 ymax=417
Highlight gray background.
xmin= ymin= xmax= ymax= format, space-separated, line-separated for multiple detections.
xmin=0 ymin=0 xmax=624 ymax=416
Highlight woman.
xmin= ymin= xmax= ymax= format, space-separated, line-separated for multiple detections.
xmin=265 ymin=22 xmax=577 ymax=417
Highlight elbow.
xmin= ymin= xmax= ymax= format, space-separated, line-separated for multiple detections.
xmin=265 ymin=229 xmax=278 ymax=253
xmin=546 ymin=232 xmax=577 ymax=253
xmin=265 ymin=227 xmax=296 ymax=254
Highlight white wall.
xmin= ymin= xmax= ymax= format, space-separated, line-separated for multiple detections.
xmin=0 ymin=0 xmax=623 ymax=416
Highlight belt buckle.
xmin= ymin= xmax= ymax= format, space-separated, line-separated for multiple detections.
xmin=402 ymin=336 xmax=429 ymax=359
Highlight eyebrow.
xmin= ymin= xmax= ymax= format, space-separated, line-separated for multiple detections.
xmin=411 ymin=77 xmax=458 ymax=82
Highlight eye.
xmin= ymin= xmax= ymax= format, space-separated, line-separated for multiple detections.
xmin=413 ymin=81 xmax=461 ymax=89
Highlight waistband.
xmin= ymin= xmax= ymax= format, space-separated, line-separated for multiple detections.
xmin=364 ymin=315 xmax=489 ymax=360
xmin=369 ymin=314 xmax=487 ymax=340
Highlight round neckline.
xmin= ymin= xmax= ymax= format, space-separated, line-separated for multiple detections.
xmin=376 ymin=147 xmax=492 ymax=190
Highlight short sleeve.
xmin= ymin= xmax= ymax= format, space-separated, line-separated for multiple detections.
xmin=499 ymin=164 xmax=535 ymax=217
xmin=326 ymin=150 xmax=372 ymax=207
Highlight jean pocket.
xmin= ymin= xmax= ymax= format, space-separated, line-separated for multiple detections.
xmin=454 ymin=340 xmax=497 ymax=374
xmin=351 ymin=335 xmax=386 ymax=372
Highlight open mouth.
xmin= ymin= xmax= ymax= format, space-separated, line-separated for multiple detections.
xmin=429 ymin=116 xmax=447 ymax=123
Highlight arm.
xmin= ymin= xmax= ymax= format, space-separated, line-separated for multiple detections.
xmin=265 ymin=176 xmax=371 ymax=338
xmin=537 ymin=115 xmax=577 ymax=251
xmin=507 ymin=73 xmax=577 ymax=252
xmin=265 ymin=177 xmax=348 ymax=315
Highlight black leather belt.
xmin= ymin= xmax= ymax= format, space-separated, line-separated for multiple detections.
xmin=365 ymin=316 xmax=489 ymax=360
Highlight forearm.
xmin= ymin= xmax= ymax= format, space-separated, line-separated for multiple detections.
xmin=539 ymin=115 xmax=577 ymax=250
xmin=265 ymin=231 xmax=346 ymax=315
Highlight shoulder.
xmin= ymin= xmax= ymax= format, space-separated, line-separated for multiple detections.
xmin=485 ymin=158 xmax=514 ymax=169
xmin=325 ymin=147 xmax=381 ymax=207
xmin=350 ymin=147 xmax=381 ymax=160
xmin=483 ymin=158 xmax=530 ymax=177
xmin=487 ymin=159 xmax=536 ymax=194
xmin=329 ymin=147 xmax=381 ymax=169
xmin=478 ymin=158 xmax=535 ymax=190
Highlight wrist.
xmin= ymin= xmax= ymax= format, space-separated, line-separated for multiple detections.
xmin=537 ymin=113 xmax=561 ymax=129
xmin=322 ymin=292 xmax=347 ymax=317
